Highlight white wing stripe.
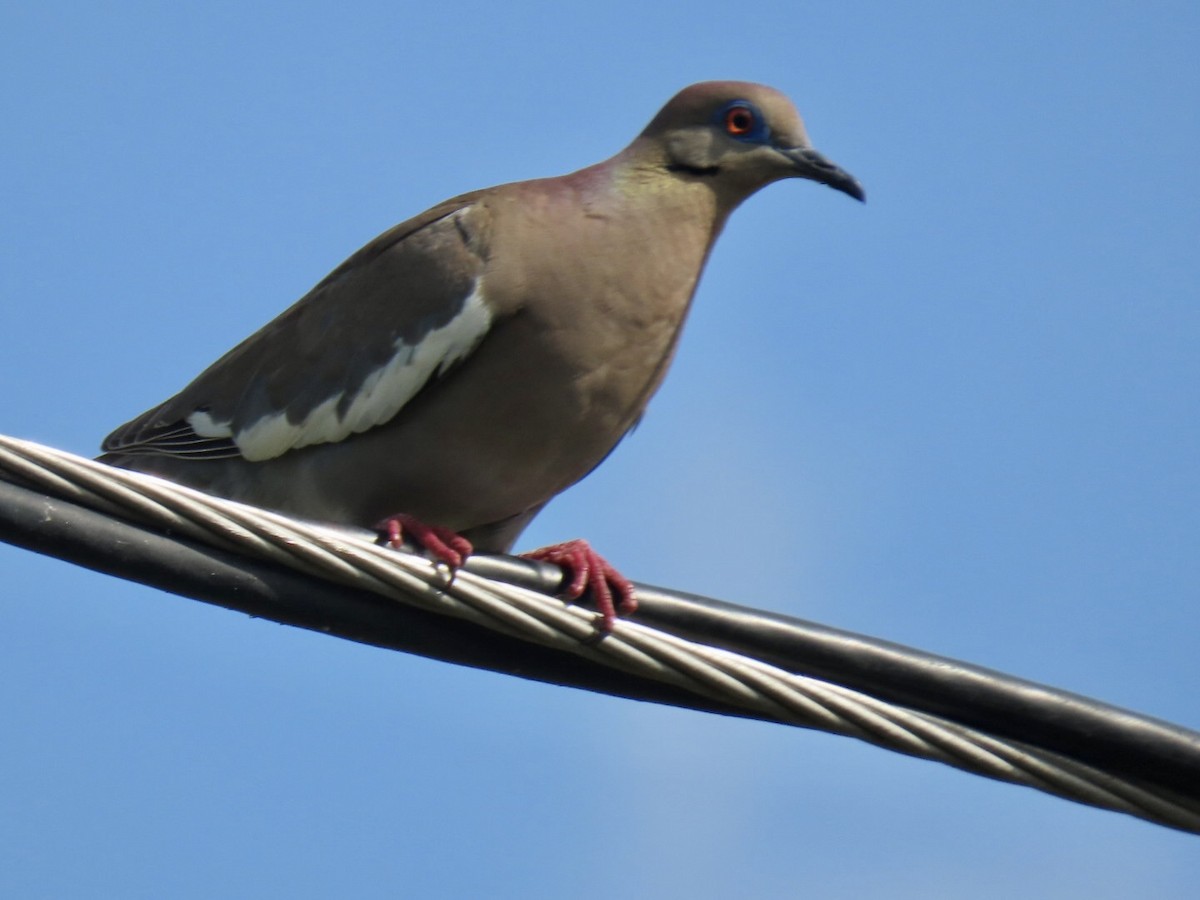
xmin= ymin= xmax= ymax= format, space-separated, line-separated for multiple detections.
xmin=186 ymin=283 xmax=493 ymax=462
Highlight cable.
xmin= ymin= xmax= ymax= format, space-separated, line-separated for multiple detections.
xmin=1 ymin=434 xmax=1198 ymax=834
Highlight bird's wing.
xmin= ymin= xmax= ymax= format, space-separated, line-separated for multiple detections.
xmin=102 ymin=194 xmax=496 ymax=463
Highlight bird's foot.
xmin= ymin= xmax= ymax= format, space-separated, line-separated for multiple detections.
xmin=377 ymin=513 xmax=474 ymax=570
xmin=521 ymin=539 xmax=637 ymax=631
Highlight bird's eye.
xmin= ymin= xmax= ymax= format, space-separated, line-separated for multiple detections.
xmin=724 ymin=105 xmax=756 ymax=136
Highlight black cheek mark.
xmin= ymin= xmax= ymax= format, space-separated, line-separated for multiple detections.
xmin=666 ymin=163 xmax=721 ymax=177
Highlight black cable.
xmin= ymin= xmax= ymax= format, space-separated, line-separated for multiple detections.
xmin=467 ymin=554 xmax=1200 ymax=799
xmin=0 ymin=478 xmax=765 ymax=719
xmin=2 ymin=474 xmax=1199 ymax=812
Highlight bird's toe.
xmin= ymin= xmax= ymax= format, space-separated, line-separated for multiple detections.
xmin=377 ymin=513 xmax=474 ymax=570
xmin=522 ymin=539 xmax=636 ymax=631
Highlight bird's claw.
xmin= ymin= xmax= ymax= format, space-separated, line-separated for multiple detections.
xmin=377 ymin=513 xmax=473 ymax=571
xmin=522 ymin=539 xmax=636 ymax=631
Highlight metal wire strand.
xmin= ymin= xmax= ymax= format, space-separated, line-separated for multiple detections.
xmin=0 ymin=433 xmax=1197 ymax=835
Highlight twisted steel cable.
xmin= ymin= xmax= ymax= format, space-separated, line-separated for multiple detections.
xmin=1 ymin=434 xmax=1197 ymax=834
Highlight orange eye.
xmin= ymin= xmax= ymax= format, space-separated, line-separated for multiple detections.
xmin=724 ymin=105 xmax=755 ymax=136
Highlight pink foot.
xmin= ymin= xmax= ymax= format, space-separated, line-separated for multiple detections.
xmin=521 ymin=539 xmax=637 ymax=631
xmin=377 ymin=513 xmax=473 ymax=570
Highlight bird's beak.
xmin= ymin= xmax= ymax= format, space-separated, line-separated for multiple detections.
xmin=780 ymin=146 xmax=865 ymax=202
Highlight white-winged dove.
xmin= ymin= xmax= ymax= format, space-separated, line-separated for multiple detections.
xmin=101 ymin=81 xmax=863 ymax=628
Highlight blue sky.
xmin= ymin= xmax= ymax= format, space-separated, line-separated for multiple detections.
xmin=2 ymin=2 xmax=1198 ymax=897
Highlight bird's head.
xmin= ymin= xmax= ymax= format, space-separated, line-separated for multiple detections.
xmin=635 ymin=81 xmax=864 ymax=203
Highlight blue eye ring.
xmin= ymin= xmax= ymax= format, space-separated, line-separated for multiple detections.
xmin=716 ymin=100 xmax=769 ymax=143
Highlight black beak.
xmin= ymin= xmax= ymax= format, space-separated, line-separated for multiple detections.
xmin=781 ymin=146 xmax=866 ymax=202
